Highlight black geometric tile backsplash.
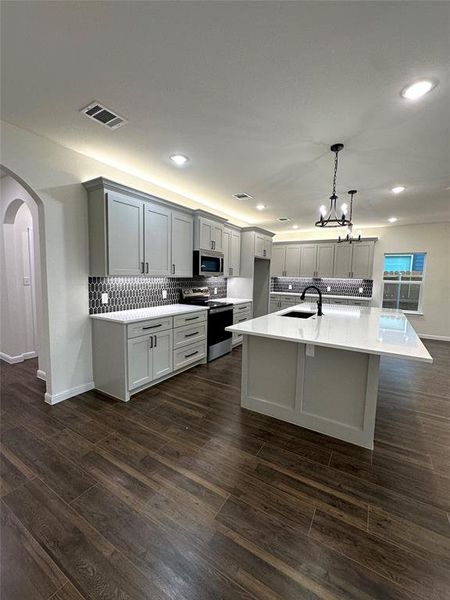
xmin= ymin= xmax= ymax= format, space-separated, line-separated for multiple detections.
xmin=89 ymin=276 xmax=227 ymax=314
xmin=271 ymin=277 xmax=373 ymax=297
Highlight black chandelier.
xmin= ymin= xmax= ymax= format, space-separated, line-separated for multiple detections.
xmin=315 ymin=144 xmax=360 ymax=243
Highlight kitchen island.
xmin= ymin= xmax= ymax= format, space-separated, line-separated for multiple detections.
xmin=227 ymin=303 xmax=432 ymax=449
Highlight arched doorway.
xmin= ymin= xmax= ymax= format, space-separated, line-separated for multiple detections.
xmin=0 ymin=165 xmax=51 ymax=397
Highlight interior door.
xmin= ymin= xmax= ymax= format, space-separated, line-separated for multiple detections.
xmin=230 ymin=230 xmax=241 ymax=276
xmin=171 ymin=211 xmax=193 ymax=277
xmin=316 ymin=244 xmax=335 ymax=278
xmin=144 ymin=202 xmax=171 ymax=276
xmin=285 ymin=246 xmax=301 ymax=276
xmin=351 ymin=242 xmax=373 ymax=278
xmin=300 ymin=244 xmax=317 ymax=277
xmin=152 ymin=330 xmax=173 ymax=379
xmin=271 ymin=246 xmax=285 ymax=276
xmin=128 ymin=335 xmax=152 ymax=390
xmin=333 ymin=244 xmax=352 ymax=278
xmin=107 ymin=193 xmax=144 ymax=276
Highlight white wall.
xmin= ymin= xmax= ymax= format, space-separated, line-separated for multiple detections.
xmin=1 ymin=120 xmax=247 ymax=402
xmin=274 ymin=223 xmax=450 ymax=339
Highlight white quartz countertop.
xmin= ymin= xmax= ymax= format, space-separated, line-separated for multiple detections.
xmin=270 ymin=292 xmax=372 ymax=301
xmin=214 ymin=297 xmax=253 ymax=305
xmin=227 ymin=303 xmax=432 ymax=363
xmin=90 ymin=304 xmax=207 ymax=324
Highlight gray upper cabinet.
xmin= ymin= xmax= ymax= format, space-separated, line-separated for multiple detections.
xmin=223 ymin=226 xmax=241 ymax=277
xmin=107 ymin=192 xmax=144 ymax=276
xmin=333 ymin=243 xmax=353 ymax=278
xmin=271 ymin=239 xmax=375 ymax=281
xmin=171 ymin=211 xmax=193 ymax=277
xmin=144 ymin=201 xmax=171 ymax=276
xmin=195 ymin=214 xmax=225 ymax=252
xmin=255 ymin=232 xmax=273 ymax=259
xmin=316 ymin=243 xmax=335 ymax=278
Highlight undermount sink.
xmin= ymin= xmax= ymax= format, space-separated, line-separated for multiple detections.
xmin=280 ymin=310 xmax=315 ymax=319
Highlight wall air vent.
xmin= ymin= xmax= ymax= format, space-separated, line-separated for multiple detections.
xmin=80 ymin=101 xmax=127 ymax=130
xmin=233 ymin=192 xmax=253 ymax=200
xmin=278 ymin=217 xmax=291 ymax=222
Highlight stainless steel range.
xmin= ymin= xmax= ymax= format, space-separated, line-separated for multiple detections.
xmin=180 ymin=287 xmax=233 ymax=361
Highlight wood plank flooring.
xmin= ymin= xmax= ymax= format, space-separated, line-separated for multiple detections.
xmin=1 ymin=340 xmax=449 ymax=600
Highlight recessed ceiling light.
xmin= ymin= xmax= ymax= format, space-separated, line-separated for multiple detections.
xmin=388 ymin=217 xmax=398 ymax=223
xmin=292 ymin=225 xmax=299 ymax=229
xmin=391 ymin=186 xmax=405 ymax=194
xmin=169 ymin=154 xmax=189 ymax=166
xmin=401 ymin=80 xmax=437 ymax=100
xmin=256 ymin=204 xmax=266 ymax=211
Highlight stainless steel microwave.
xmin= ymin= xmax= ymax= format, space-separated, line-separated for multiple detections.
xmin=193 ymin=250 xmax=224 ymax=277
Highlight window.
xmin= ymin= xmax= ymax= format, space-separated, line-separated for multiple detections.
xmin=382 ymin=252 xmax=426 ymax=313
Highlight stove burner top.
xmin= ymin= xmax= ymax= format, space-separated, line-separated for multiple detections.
xmin=180 ymin=287 xmax=232 ymax=309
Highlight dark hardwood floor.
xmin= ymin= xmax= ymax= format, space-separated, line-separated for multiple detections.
xmin=1 ymin=340 xmax=449 ymax=600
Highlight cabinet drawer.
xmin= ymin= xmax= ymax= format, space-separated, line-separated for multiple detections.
xmin=174 ymin=322 xmax=207 ymax=349
xmin=233 ymin=310 xmax=251 ymax=325
xmin=127 ymin=317 xmax=172 ymax=339
xmin=174 ymin=341 xmax=206 ymax=370
xmin=233 ymin=302 xmax=252 ymax=314
xmin=173 ymin=311 xmax=207 ymax=329
xmin=232 ymin=331 xmax=243 ymax=345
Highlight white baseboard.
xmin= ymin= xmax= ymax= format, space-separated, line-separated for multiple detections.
xmin=0 ymin=351 xmax=38 ymax=364
xmin=420 ymin=334 xmax=450 ymax=342
xmin=37 ymin=369 xmax=46 ymax=381
xmin=0 ymin=351 xmax=37 ymax=364
xmin=45 ymin=381 xmax=95 ymax=405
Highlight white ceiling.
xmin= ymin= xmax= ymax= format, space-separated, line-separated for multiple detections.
xmin=1 ymin=1 xmax=449 ymax=232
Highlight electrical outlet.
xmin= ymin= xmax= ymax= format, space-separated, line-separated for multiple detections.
xmin=162 ymin=290 xmax=167 ymax=299
xmin=288 ymin=284 xmax=292 ymax=290
xmin=214 ymin=287 xmax=217 ymax=295
xmin=101 ymin=292 xmax=109 ymax=305
xmin=359 ymin=287 xmax=363 ymax=294
xmin=327 ymin=286 xmax=331 ymax=292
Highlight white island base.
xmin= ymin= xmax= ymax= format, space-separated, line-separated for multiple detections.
xmin=241 ymin=334 xmax=380 ymax=449
xmin=229 ymin=303 xmax=432 ymax=450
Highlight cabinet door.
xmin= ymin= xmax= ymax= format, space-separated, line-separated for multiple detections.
xmin=300 ymin=244 xmax=317 ymax=277
xmin=333 ymin=244 xmax=352 ymax=278
xmin=171 ymin=211 xmax=193 ymax=277
xmin=271 ymin=246 xmax=286 ymax=276
xmin=351 ymin=242 xmax=374 ymax=279
xmin=230 ymin=230 xmax=241 ymax=276
xmin=144 ymin=202 xmax=171 ymax=276
xmin=223 ymin=228 xmax=232 ymax=277
xmin=285 ymin=246 xmax=301 ymax=277
xmin=152 ymin=330 xmax=173 ymax=380
xmin=255 ymin=234 xmax=265 ymax=258
xmin=264 ymin=236 xmax=273 ymax=259
xmin=212 ymin=223 xmax=224 ymax=253
xmin=316 ymin=244 xmax=335 ymax=278
xmin=199 ymin=218 xmax=213 ymax=250
xmin=107 ymin=193 xmax=144 ymax=276
xmin=128 ymin=335 xmax=152 ymax=390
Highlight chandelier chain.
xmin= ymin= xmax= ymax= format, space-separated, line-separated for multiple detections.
xmin=332 ymin=149 xmax=339 ymax=196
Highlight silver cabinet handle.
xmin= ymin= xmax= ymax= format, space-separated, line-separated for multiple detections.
xmin=141 ymin=262 xmax=145 ymax=274
xmin=146 ymin=262 xmax=149 ymax=274
xmin=185 ymin=350 xmax=199 ymax=358
xmin=149 ymin=336 xmax=153 ymax=349
xmin=172 ymin=264 xmax=175 ymax=275
xmin=154 ymin=335 xmax=157 ymax=347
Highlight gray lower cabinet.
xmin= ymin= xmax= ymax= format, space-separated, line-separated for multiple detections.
xmin=231 ymin=302 xmax=253 ymax=345
xmin=128 ymin=330 xmax=173 ymax=390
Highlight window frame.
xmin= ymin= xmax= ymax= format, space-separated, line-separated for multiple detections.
xmin=382 ymin=252 xmax=427 ymax=315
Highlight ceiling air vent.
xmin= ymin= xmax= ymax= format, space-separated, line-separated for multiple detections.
xmin=80 ymin=101 xmax=127 ymax=130
xmin=233 ymin=192 xmax=253 ymax=200
xmin=278 ymin=217 xmax=291 ymax=222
